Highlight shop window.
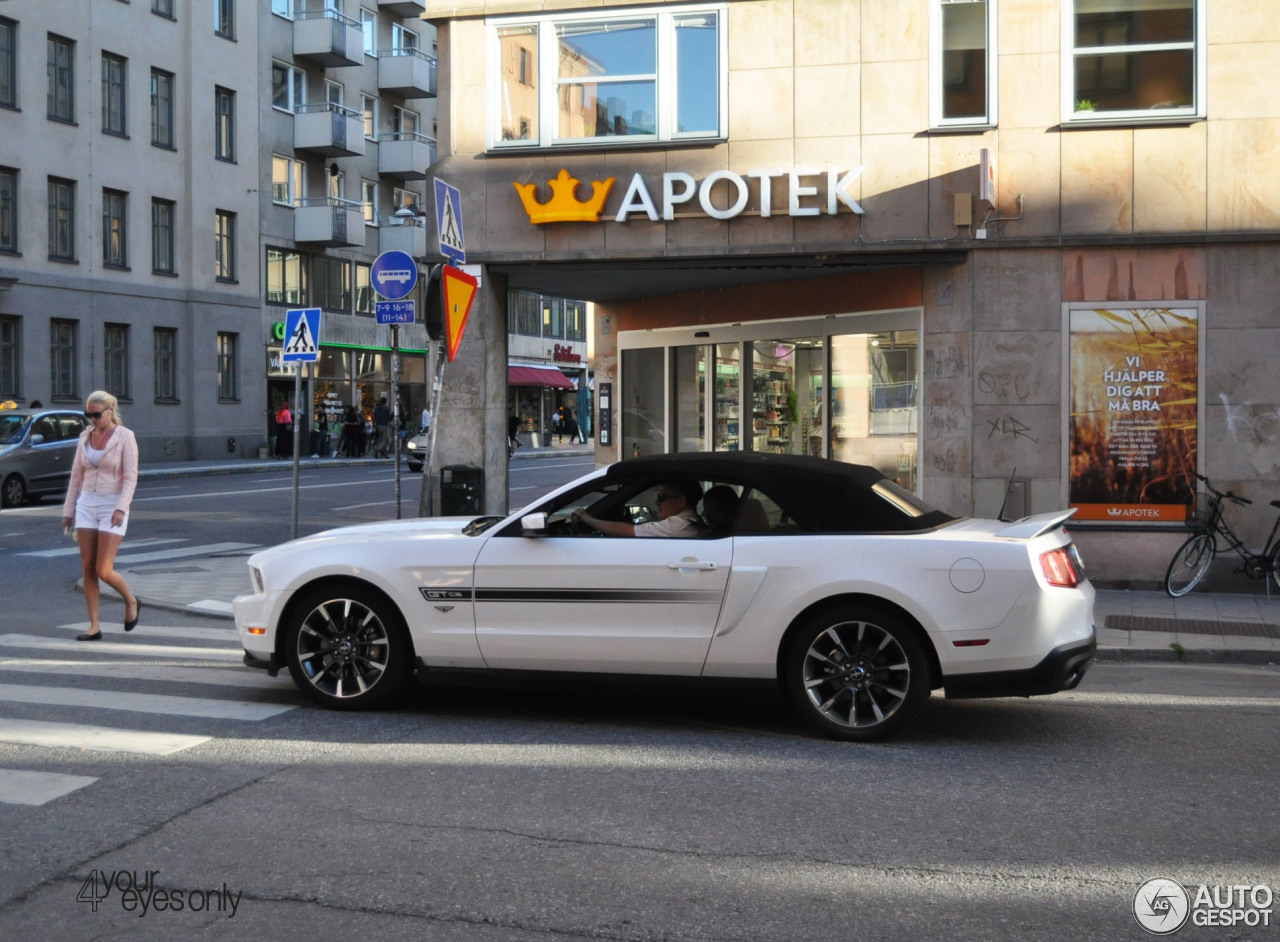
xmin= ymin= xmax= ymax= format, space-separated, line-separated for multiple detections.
xmin=1064 ymin=0 xmax=1203 ymax=122
xmin=751 ymin=339 xmax=822 ymax=456
xmin=931 ymin=0 xmax=995 ymax=129
xmin=491 ymin=5 xmax=725 ymax=149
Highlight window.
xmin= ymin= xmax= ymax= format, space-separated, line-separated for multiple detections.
xmin=542 ymin=298 xmax=563 ymax=339
xmin=492 ymin=6 xmax=724 ymax=148
xmin=214 ymin=210 xmax=235 ymax=281
xmin=47 ymin=34 xmax=75 ymax=122
xmin=0 ymin=18 xmax=16 ymax=109
xmin=271 ymin=155 xmax=305 ymax=206
xmin=0 ymin=317 xmax=18 ymax=397
xmin=151 ymin=68 xmax=174 ymax=147
xmin=325 ymin=79 xmax=343 ymax=107
xmin=102 ymin=188 xmax=128 ymax=268
xmin=361 ymin=8 xmax=377 ymax=56
xmin=361 ymin=179 xmax=378 ymax=225
xmin=0 ymin=167 xmax=16 ymax=254
xmin=313 ymin=257 xmax=350 ymax=311
xmin=153 ymin=0 xmax=175 ymax=17
xmin=514 ymin=291 xmax=540 ymax=336
xmin=215 ymin=0 xmax=234 ymax=38
xmin=151 ymin=198 xmax=175 ymax=273
xmin=271 ymin=62 xmax=305 ymax=113
xmin=105 ymin=324 xmax=131 ymax=400
xmin=1065 ymin=0 xmax=1203 ymax=121
xmin=354 ymin=262 xmax=374 ymax=314
xmin=392 ymin=24 xmax=418 ymax=51
xmin=271 ymin=1 xmax=293 ymax=20
xmin=154 ymin=327 xmax=177 ymax=400
xmin=217 ymin=332 xmax=239 ymax=400
xmin=266 ymin=247 xmax=307 ymax=304
xmin=565 ymin=301 xmax=587 ymax=341
xmin=101 ymin=53 xmax=128 ymax=136
xmin=327 ymin=167 xmax=344 ymax=199
xmin=391 ymin=187 xmax=420 ymax=213
xmin=931 ymin=0 xmax=995 ymax=128
xmin=393 ymin=106 xmax=418 ymax=136
xmin=215 ymin=87 xmax=235 ymax=160
xmin=50 ymin=319 xmax=77 ymax=399
xmin=47 ymin=176 xmax=75 ymax=260
xmin=362 ymin=94 xmax=378 ymax=139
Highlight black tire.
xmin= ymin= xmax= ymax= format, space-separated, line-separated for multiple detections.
xmin=282 ymin=583 xmax=413 ymax=710
xmin=1 ymin=474 xmax=26 ymax=508
xmin=1165 ymin=532 xmax=1214 ymax=597
xmin=783 ymin=607 xmax=930 ymax=742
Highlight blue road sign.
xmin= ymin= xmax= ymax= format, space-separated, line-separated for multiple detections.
xmin=371 ymin=251 xmax=418 ymax=300
xmin=434 ymin=177 xmax=465 ymax=265
xmin=282 ymin=308 xmax=321 ymax=362
xmin=375 ymin=299 xmax=416 ymax=326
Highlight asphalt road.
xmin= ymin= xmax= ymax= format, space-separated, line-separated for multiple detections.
xmin=1 ymin=458 xmax=1277 ymax=940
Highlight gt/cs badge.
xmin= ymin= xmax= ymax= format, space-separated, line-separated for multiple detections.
xmin=419 ymin=588 xmax=470 ymax=601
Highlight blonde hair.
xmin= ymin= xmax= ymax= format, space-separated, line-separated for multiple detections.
xmin=87 ymin=390 xmax=124 ymax=427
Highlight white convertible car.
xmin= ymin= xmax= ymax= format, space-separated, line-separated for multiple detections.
xmin=235 ymin=453 xmax=1096 ymax=741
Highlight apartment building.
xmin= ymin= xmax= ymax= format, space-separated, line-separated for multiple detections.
xmin=424 ymin=0 xmax=1280 ymax=584
xmin=0 ymin=0 xmax=438 ymax=461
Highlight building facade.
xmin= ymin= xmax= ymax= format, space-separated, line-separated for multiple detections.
xmin=0 ymin=0 xmax=439 ymax=462
xmin=425 ymin=0 xmax=1280 ymax=586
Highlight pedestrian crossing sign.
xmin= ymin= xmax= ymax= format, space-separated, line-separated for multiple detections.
xmin=282 ymin=308 xmax=321 ymax=362
xmin=434 ymin=177 xmax=465 ymax=265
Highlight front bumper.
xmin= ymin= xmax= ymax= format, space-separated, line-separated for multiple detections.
xmin=942 ymin=632 xmax=1096 ymax=699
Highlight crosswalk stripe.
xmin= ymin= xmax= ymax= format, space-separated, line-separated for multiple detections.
xmin=114 ymin=542 xmax=256 ymax=565
xmin=0 ymin=683 xmax=296 ymax=720
xmin=0 ymin=719 xmax=210 ymax=755
xmin=60 ymin=622 xmax=239 ymax=643
xmin=0 ymin=634 xmax=242 ymax=661
xmin=0 ymin=658 xmax=292 ymax=690
xmin=0 ymin=768 xmax=98 ymax=805
xmin=18 ymin=538 xmax=188 ymax=559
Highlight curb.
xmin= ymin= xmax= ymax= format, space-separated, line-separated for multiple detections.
xmin=1094 ymin=647 xmax=1277 ymax=666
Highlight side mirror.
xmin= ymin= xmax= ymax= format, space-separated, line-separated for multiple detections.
xmin=29 ymin=434 xmax=45 ymax=445
xmin=520 ymin=512 xmax=548 ymax=535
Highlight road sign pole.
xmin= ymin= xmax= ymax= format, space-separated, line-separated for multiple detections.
xmin=391 ymin=323 xmax=401 ymax=519
xmin=291 ymin=366 xmax=301 ymax=540
xmin=418 ymin=342 xmax=447 ymax=517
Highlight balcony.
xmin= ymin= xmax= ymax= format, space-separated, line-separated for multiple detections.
xmin=377 ymin=0 xmax=425 ymax=16
xmin=293 ymin=103 xmax=365 ymax=157
xmin=377 ymin=48 xmax=437 ymax=99
xmin=379 ymin=219 xmax=428 ymax=258
xmin=295 ymin=198 xmax=367 ymax=247
xmin=293 ymin=8 xmax=364 ymax=68
xmin=378 ymin=132 xmax=437 ymax=180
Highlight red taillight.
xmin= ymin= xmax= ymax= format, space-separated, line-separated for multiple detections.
xmin=1039 ymin=546 xmax=1079 ymax=588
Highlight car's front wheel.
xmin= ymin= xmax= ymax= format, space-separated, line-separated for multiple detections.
xmin=1 ymin=474 xmax=27 ymax=508
xmin=783 ymin=607 xmax=930 ymax=742
xmin=282 ymin=584 xmax=413 ymax=710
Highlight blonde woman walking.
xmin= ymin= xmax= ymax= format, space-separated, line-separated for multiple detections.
xmin=60 ymin=390 xmax=141 ymax=640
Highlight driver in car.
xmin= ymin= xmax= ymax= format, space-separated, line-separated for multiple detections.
xmin=572 ymin=481 xmax=703 ymax=537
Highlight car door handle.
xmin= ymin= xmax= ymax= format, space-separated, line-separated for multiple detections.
xmin=668 ymin=560 xmax=717 ymax=571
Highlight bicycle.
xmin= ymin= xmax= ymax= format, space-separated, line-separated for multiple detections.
xmin=1164 ymin=473 xmax=1280 ymax=597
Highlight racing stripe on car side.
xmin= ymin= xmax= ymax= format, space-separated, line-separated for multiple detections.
xmin=474 ymin=588 xmax=723 ymax=603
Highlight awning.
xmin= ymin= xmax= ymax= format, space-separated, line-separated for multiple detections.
xmin=508 ymin=365 xmax=575 ymax=389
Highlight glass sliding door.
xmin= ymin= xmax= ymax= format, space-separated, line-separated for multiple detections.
xmin=712 ymin=343 xmax=741 ymax=451
xmin=672 ymin=344 xmax=706 ymax=451
xmin=621 ymin=347 xmax=667 ymax=457
xmin=830 ymin=329 xmax=918 ymax=488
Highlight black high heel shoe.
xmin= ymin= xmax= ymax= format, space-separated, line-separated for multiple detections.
xmin=124 ymin=599 xmax=141 ymax=632
xmin=76 ymin=629 xmax=102 ymax=641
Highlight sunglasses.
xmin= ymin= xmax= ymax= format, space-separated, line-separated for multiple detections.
xmin=656 ymin=493 xmax=681 ymax=503
xmin=85 ymin=410 xmax=107 ymax=419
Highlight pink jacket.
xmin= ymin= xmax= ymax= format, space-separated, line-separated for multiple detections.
xmin=61 ymin=425 xmax=139 ymax=517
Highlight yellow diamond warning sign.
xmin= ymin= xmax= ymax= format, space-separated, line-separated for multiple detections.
xmin=441 ymin=266 xmax=478 ymax=363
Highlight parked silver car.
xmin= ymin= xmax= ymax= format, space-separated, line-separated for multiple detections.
xmin=0 ymin=406 xmax=90 ymax=507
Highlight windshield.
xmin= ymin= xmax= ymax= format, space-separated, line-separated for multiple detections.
xmin=0 ymin=415 xmax=29 ymax=446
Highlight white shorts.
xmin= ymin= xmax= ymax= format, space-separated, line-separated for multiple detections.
xmin=75 ymin=491 xmax=128 ymax=536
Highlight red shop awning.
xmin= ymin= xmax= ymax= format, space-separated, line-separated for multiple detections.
xmin=508 ymin=365 xmax=575 ymax=389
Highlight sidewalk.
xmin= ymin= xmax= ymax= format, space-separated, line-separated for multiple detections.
xmin=87 ymin=447 xmax=1278 ymax=664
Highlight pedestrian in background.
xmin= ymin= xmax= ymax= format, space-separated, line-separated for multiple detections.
xmin=508 ymin=414 xmax=521 ymax=455
xmin=61 ymin=390 xmax=141 ymax=641
xmin=341 ymin=405 xmax=362 ymax=457
xmin=274 ymin=401 xmax=293 ymax=459
xmin=372 ymin=395 xmax=392 ymax=458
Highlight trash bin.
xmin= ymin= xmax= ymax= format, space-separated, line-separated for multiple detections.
xmin=440 ymin=464 xmax=484 ymax=516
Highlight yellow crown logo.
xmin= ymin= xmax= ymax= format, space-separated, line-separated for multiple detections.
xmin=514 ymin=169 xmax=615 ymax=224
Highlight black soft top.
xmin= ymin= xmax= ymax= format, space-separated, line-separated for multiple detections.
xmin=605 ymin=452 xmax=956 ymax=533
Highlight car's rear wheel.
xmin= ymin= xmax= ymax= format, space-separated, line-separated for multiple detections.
xmin=1 ymin=474 xmax=27 ymax=508
xmin=283 ymin=584 xmax=413 ymax=710
xmin=783 ymin=607 xmax=929 ymax=742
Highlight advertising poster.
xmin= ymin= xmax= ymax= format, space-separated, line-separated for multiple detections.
xmin=1069 ymin=308 xmax=1198 ymax=522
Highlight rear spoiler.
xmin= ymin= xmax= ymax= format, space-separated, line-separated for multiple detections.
xmin=994 ymin=508 xmax=1077 ymax=540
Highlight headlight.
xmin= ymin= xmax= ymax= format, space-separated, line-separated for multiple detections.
xmin=250 ymin=566 xmax=264 ymax=593
xmin=406 ymin=440 xmax=417 ymax=451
